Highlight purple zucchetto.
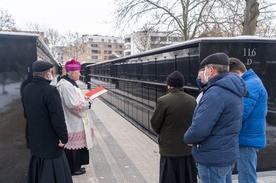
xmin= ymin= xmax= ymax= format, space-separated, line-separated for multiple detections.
xmin=65 ymin=59 xmax=81 ymax=72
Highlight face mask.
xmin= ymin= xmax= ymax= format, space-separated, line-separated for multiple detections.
xmin=203 ymin=69 xmax=210 ymax=82
xmin=196 ymin=78 xmax=203 ymax=87
xmin=49 ymin=75 xmax=53 ymax=81
xmin=47 ymin=73 xmax=53 ymax=81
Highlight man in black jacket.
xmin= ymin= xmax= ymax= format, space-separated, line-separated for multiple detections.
xmin=22 ymin=60 xmax=73 ymax=183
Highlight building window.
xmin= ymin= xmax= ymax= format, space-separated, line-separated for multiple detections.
xmin=108 ymin=50 xmax=112 ymax=54
xmin=91 ymin=56 xmax=98 ymax=59
xmin=101 ymin=39 xmax=104 ymax=42
xmin=108 ymin=39 xmax=111 ymax=43
xmin=175 ymin=37 xmax=183 ymax=42
xmin=125 ymin=38 xmax=131 ymax=43
xmin=160 ymin=37 xmax=167 ymax=41
xmin=125 ymin=51 xmax=131 ymax=56
xmin=116 ymin=51 xmax=123 ymax=55
xmin=89 ymin=38 xmax=93 ymax=41
xmin=107 ymin=45 xmax=112 ymax=48
xmin=168 ymin=37 xmax=174 ymax=42
xmin=91 ymin=50 xmax=98 ymax=53
xmin=91 ymin=44 xmax=98 ymax=47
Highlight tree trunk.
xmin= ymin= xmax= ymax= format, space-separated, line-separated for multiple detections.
xmin=243 ymin=0 xmax=260 ymax=35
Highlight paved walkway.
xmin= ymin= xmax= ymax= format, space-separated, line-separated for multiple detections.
xmin=71 ymin=97 xmax=276 ymax=183
xmin=73 ymin=82 xmax=276 ymax=183
xmin=73 ymin=98 xmax=159 ymax=183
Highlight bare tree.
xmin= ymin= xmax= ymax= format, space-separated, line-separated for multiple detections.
xmin=44 ymin=28 xmax=63 ymax=46
xmin=62 ymin=31 xmax=85 ymax=61
xmin=197 ymin=0 xmax=276 ymax=36
xmin=198 ymin=1 xmax=244 ymax=37
xmin=242 ymin=0 xmax=260 ymax=35
xmin=0 ymin=8 xmax=17 ymax=31
xmin=115 ymin=0 xmax=214 ymax=41
xmin=115 ymin=0 xmax=276 ymax=39
xmin=255 ymin=0 xmax=276 ymax=36
xmin=24 ymin=22 xmax=64 ymax=46
xmin=24 ymin=22 xmax=43 ymax=32
xmin=23 ymin=22 xmax=84 ymax=62
xmin=132 ymin=26 xmax=154 ymax=52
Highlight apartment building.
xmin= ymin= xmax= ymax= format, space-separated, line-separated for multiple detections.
xmin=79 ymin=34 xmax=124 ymax=63
xmin=124 ymin=31 xmax=183 ymax=56
xmin=58 ymin=32 xmax=183 ymax=64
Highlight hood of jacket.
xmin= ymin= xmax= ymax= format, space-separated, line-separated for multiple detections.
xmin=205 ymin=72 xmax=248 ymax=98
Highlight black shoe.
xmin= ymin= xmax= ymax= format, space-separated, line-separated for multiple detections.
xmin=80 ymin=167 xmax=85 ymax=171
xmin=72 ymin=168 xmax=86 ymax=176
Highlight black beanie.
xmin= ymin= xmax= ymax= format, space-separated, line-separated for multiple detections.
xmin=166 ymin=71 xmax=184 ymax=87
xmin=200 ymin=52 xmax=229 ymax=67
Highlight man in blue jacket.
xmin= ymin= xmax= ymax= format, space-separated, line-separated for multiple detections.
xmin=184 ymin=53 xmax=248 ymax=183
xmin=229 ymin=58 xmax=268 ymax=183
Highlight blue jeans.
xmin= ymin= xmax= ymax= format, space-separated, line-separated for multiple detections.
xmin=237 ymin=146 xmax=258 ymax=183
xmin=197 ymin=163 xmax=234 ymax=183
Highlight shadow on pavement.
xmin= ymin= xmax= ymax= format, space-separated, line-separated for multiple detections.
xmin=0 ymin=99 xmax=30 ymax=183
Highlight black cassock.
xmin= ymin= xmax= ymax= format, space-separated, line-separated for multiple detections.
xmin=159 ymin=155 xmax=197 ymax=183
xmin=28 ymin=152 xmax=72 ymax=183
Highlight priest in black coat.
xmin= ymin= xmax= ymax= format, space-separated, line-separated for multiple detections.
xmin=22 ymin=60 xmax=73 ymax=183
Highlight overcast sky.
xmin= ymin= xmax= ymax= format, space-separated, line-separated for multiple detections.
xmin=1 ymin=0 xmax=121 ymax=36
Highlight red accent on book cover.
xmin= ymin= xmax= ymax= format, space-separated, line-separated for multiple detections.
xmin=85 ymin=86 xmax=108 ymax=100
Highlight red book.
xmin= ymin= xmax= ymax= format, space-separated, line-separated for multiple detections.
xmin=85 ymin=86 xmax=108 ymax=100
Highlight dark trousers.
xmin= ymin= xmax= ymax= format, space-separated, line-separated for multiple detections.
xmin=159 ymin=155 xmax=197 ymax=183
xmin=64 ymin=148 xmax=89 ymax=174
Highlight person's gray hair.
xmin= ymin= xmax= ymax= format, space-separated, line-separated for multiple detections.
xmin=206 ymin=64 xmax=229 ymax=73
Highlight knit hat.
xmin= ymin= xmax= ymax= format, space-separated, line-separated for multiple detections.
xmin=200 ymin=52 xmax=229 ymax=67
xmin=166 ymin=71 xmax=184 ymax=87
xmin=65 ymin=59 xmax=81 ymax=72
xmin=32 ymin=60 xmax=53 ymax=72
